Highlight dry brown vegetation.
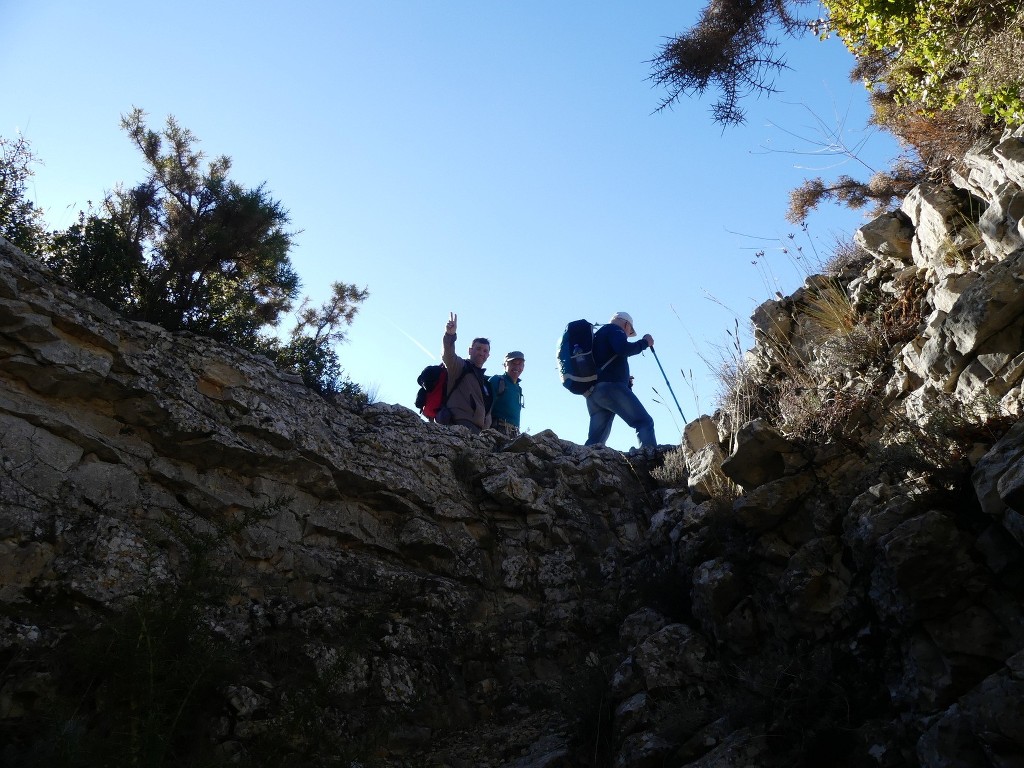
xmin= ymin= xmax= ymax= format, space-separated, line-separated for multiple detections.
xmin=709 ymin=231 xmax=1014 ymax=476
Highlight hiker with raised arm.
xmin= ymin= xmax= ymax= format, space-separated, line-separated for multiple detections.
xmin=440 ymin=312 xmax=493 ymax=433
xmin=489 ymin=350 xmax=525 ymax=438
xmin=585 ymin=311 xmax=657 ymax=449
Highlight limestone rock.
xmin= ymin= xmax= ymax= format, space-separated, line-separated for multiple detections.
xmin=5 ymin=122 xmax=1024 ymax=767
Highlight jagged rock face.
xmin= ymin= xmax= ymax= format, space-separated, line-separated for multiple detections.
xmin=0 ymin=237 xmax=661 ymax=764
xmin=882 ymin=131 xmax=1024 ymax=416
xmin=671 ymin=128 xmax=1024 ymax=768
xmin=3 ymin=128 xmax=1024 ymax=768
xmin=746 ymin=128 xmax=1024 ymax=435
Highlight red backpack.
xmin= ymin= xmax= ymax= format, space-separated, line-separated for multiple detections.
xmin=415 ymin=364 xmax=475 ymax=419
xmin=415 ymin=364 xmax=447 ymax=419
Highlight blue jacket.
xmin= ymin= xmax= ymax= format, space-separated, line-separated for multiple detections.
xmin=592 ymin=323 xmax=650 ymax=384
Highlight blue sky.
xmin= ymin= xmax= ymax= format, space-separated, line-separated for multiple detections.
xmin=3 ymin=2 xmax=900 ymax=450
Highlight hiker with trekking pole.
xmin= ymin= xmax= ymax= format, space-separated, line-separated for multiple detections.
xmin=584 ymin=311 xmax=658 ymax=450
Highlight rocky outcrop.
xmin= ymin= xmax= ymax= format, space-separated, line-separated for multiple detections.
xmin=0 ymin=236 xmax=663 ymax=764
xmin=665 ymin=126 xmax=1024 ymax=768
xmin=2 ymin=127 xmax=1024 ymax=768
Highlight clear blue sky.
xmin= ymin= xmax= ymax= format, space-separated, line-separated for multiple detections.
xmin=3 ymin=2 xmax=900 ymax=450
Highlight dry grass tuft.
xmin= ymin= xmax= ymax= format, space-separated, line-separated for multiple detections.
xmin=651 ymin=447 xmax=689 ymax=486
xmin=800 ymin=278 xmax=857 ymax=339
xmin=712 ymin=238 xmax=933 ymax=448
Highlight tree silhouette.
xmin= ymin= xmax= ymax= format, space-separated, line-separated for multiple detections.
xmin=44 ymin=108 xmax=300 ymax=349
xmin=0 ymin=134 xmax=47 ymax=254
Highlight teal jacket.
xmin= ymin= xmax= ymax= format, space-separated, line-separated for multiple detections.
xmin=488 ymin=373 xmax=523 ymax=427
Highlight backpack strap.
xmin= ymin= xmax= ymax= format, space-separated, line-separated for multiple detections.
xmin=469 ymin=364 xmax=494 ymax=413
xmin=443 ymin=364 xmax=473 ymax=405
xmin=445 ymin=360 xmax=494 ymax=414
xmin=595 ymin=322 xmax=618 ymax=371
xmin=583 ymin=355 xmax=616 ymax=397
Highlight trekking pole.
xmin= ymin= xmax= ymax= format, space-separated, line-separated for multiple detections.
xmin=649 ymin=347 xmax=688 ymax=423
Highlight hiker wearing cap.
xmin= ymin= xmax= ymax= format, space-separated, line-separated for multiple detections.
xmin=585 ymin=312 xmax=657 ymax=449
xmin=489 ymin=351 xmax=525 ymax=438
xmin=441 ymin=312 xmax=494 ymax=432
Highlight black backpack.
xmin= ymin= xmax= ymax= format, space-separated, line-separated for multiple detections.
xmin=557 ymin=319 xmax=615 ymax=396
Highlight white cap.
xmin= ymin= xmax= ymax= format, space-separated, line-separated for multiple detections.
xmin=611 ymin=312 xmax=636 ymax=337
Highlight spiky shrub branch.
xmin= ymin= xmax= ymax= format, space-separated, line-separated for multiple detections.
xmin=649 ymin=0 xmax=812 ymax=126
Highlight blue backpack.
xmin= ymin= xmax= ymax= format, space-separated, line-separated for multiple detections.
xmin=557 ymin=319 xmax=615 ymax=396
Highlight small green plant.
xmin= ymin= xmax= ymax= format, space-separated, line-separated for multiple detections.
xmin=970 ymin=9 xmax=1024 ymax=125
xmin=824 ymin=0 xmax=1021 ymax=123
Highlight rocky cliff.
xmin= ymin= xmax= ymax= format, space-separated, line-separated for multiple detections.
xmin=2 ymin=128 xmax=1024 ymax=768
